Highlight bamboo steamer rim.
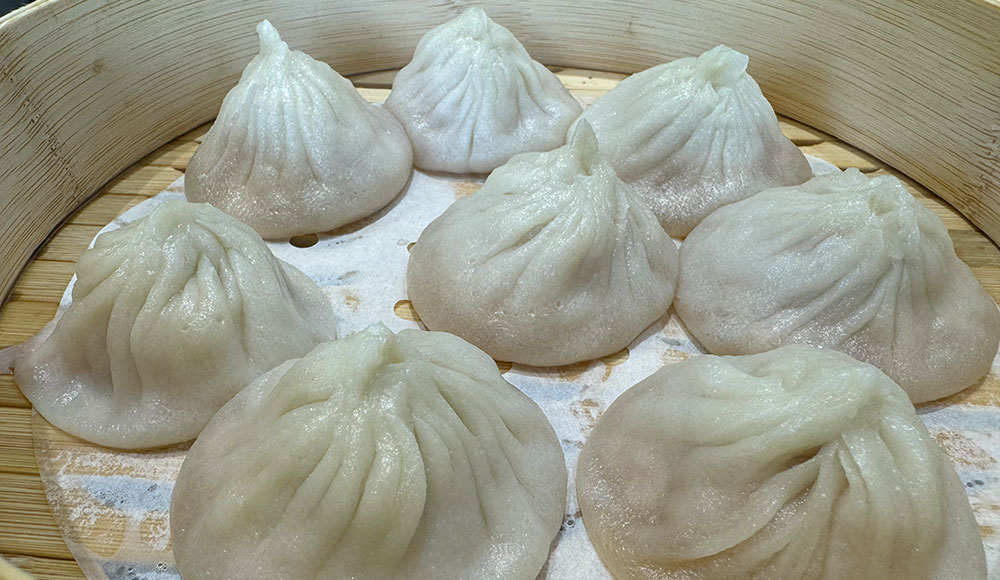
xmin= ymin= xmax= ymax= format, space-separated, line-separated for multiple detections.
xmin=1 ymin=1 xmax=1000 ymax=578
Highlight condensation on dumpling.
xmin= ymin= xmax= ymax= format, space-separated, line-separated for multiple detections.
xmin=385 ymin=7 xmax=582 ymax=174
xmin=578 ymin=345 xmax=987 ymax=580
xmin=13 ymin=201 xmax=337 ymax=449
xmin=675 ymin=168 xmax=1000 ymax=403
xmin=186 ymin=20 xmax=413 ymax=239
xmin=407 ymin=121 xmax=678 ymax=366
xmin=170 ymin=324 xmax=566 ymax=580
xmin=573 ymin=45 xmax=812 ymax=237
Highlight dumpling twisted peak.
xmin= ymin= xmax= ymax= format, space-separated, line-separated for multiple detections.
xmin=578 ymin=345 xmax=987 ymax=580
xmin=13 ymin=201 xmax=336 ymax=449
xmin=564 ymin=119 xmax=602 ymax=175
xmin=694 ymin=44 xmax=750 ymax=88
xmin=407 ymin=120 xmax=678 ymax=366
xmin=676 ymin=168 xmax=1000 ymax=403
xmin=574 ymin=45 xmax=812 ymax=236
xmin=385 ymin=7 xmax=582 ymax=174
xmin=445 ymin=5 xmax=517 ymax=48
xmin=171 ymin=324 xmax=566 ymax=580
xmin=186 ymin=20 xmax=412 ymax=239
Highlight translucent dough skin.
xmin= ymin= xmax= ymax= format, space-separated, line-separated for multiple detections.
xmin=186 ymin=21 xmax=413 ymax=239
xmin=407 ymin=122 xmax=678 ymax=366
xmin=577 ymin=346 xmax=987 ymax=580
xmin=385 ymin=7 xmax=582 ymax=174
xmin=171 ymin=325 xmax=566 ymax=580
xmin=573 ymin=45 xmax=812 ymax=237
xmin=13 ymin=201 xmax=336 ymax=449
xmin=675 ymin=169 xmax=1000 ymax=404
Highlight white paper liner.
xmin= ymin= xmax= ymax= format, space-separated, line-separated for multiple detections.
xmin=24 ymin=157 xmax=1000 ymax=580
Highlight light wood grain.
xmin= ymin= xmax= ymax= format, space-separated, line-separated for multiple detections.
xmin=0 ymin=472 xmax=75 ymax=561
xmin=7 ymin=263 xmax=74 ymax=305
xmin=100 ymin=167 xmax=184 ymax=198
xmin=34 ymin=226 xmax=101 ymax=263
xmin=798 ymin=142 xmax=882 ymax=173
xmin=4 ymin=556 xmax=84 ymax=580
xmin=137 ymin=141 xmax=200 ymax=171
xmin=65 ymin=196 xmax=143 ymax=228
xmin=1 ymin=68 xmax=999 ymax=580
xmin=0 ymin=301 xmax=58 ymax=348
xmin=0 ymin=408 xmax=37 ymax=476
xmin=0 ymin=376 xmax=31 ymax=410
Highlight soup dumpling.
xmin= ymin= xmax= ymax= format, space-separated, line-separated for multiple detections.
xmin=574 ymin=45 xmax=812 ymax=236
xmin=385 ymin=7 xmax=581 ymax=174
xmin=675 ymin=169 xmax=1000 ymax=403
xmin=13 ymin=201 xmax=336 ymax=449
xmin=578 ymin=345 xmax=987 ymax=580
xmin=171 ymin=324 xmax=566 ymax=580
xmin=407 ymin=122 xmax=678 ymax=366
xmin=186 ymin=20 xmax=413 ymax=239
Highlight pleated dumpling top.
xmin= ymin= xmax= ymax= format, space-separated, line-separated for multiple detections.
xmin=385 ymin=7 xmax=582 ymax=174
xmin=186 ymin=20 xmax=413 ymax=239
xmin=13 ymin=201 xmax=336 ymax=449
xmin=575 ymin=45 xmax=812 ymax=236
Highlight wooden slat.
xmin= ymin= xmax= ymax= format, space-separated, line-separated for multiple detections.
xmin=951 ymin=230 xmax=1000 ymax=269
xmin=0 ymin=376 xmax=31 ymax=409
xmin=555 ymin=68 xmax=628 ymax=99
xmin=0 ymin=301 xmax=57 ymax=348
xmin=0 ymin=472 xmax=74 ymax=561
xmin=99 ymin=166 xmax=184 ymax=197
xmin=778 ymin=116 xmax=826 ymax=145
xmin=799 ymin=141 xmax=881 ymax=172
xmin=0 ymin=407 xmax=38 ymax=476
xmin=8 ymin=263 xmax=75 ymax=305
xmin=3 ymin=555 xmax=84 ymax=580
xmin=34 ymin=226 xmax=101 ymax=263
xmin=971 ymin=266 xmax=1000 ymax=302
xmin=357 ymin=87 xmax=390 ymax=102
xmin=136 ymin=141 xmax=200 ymax=170
xmin=393 ymin=299 xmax=421 ymax=322
xmin=67 ymin=194 xmax=145 ymax=227
xmin=175 ymin=123 xmax=212 ymax=144
xmin=348 ymin=68 xmax=397 ymax=88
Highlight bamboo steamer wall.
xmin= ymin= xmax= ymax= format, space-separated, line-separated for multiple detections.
xmin=1 ymin=0 xmax=999 ymax=308
xmin=0 ymin=0 xmax=999 ymax=578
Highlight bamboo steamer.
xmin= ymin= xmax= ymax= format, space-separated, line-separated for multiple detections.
xmin=1 ymin=1 xmax=999 ymax=578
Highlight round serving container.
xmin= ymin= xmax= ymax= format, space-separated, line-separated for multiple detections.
xmin=1 ymin=1 xmax=998 ymax=577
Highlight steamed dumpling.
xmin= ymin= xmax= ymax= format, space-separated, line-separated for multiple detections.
xmin=13 ymin=201 xmax=336 ymax=449
xmin=573 ymin=45 xmax=812 ymax=236
xmin=407 ymin=122 xmax=678 ymax=366
xmin=186 ymin=20 xmax=413 ymax=239
xmin=675 ymin=169 xmax=1000 ymax=403
xmin=578 ymin=345 xmax=987 ymax=580
xmin=385 ymin=7 xmax=582 ymax=174
xmin=171 ymin=324 xmax=566 ymax=580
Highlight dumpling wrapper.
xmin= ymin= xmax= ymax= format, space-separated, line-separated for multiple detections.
xmin=385 ymin=7 xmax=582 ymax=174
xmin=13 ymin=201 xmax=336 ymax=449
xmin=186 ymin=20 xmax=413 ymax=239
xmin=675 ymin=168 xmax=1000 ymax=403
xmin=407 ymin=121 xmax=678 ymax=366
xmin=574 ymin=45 xmax=812 ymax=236
xmin=171 ymin=324 xmax=566 ymax=580
xmin=578 ymin=345 xmax=987 ymax=580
